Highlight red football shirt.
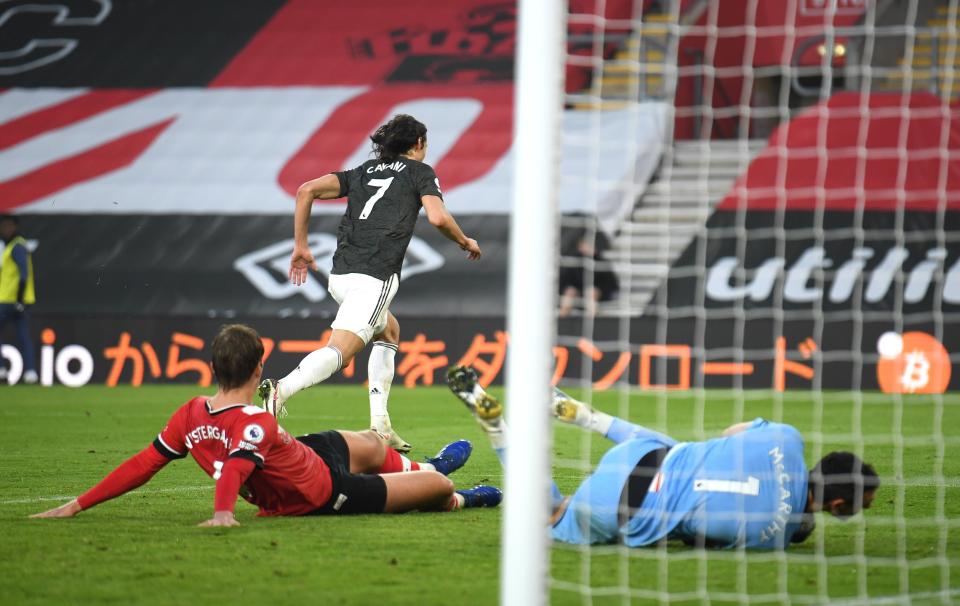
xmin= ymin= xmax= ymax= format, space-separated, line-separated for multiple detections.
xmin=154 ymin=396 xmax=333 ymax=516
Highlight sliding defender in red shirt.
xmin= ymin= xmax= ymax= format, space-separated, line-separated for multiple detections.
xmin=32 ymin=324 xmax=500 ymax=526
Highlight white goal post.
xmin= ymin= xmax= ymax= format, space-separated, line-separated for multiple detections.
xmin=502 ymin=0 xmax=566 ymax=604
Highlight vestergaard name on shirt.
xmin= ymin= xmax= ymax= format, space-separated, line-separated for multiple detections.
xmin=185 ymin=425 xmax=230 ymax=450
xmin=366 ymin=161 xmax=408 ymax=174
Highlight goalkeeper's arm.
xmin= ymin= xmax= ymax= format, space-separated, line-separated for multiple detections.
xmin=722 ymin=421 xmax=754 ymax=437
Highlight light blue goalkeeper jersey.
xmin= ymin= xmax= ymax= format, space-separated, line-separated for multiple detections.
xmin=551 ymin=418 xmax=809 ymax=549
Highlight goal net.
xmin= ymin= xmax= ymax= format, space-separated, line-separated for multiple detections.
xmin=515 ymin=0 xmax=960 ymax=603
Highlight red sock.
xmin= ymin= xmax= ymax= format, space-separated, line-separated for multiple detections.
xmin=377 ymin=447 xmax=421 ymax=473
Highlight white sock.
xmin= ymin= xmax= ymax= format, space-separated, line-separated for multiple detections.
xmin=368 ymin=341 xmax=397 ymax=421
xmin=448 ymin=492 xmax=466 ymax=511
xmin=278 ymin=346 xmax=343 ymax=402
xmin=487 ymin=420 xmax=507 ymax=449
xmin=395 ymin=452 xmax=426 ymax=472
xmin=481 ymin=420 xmax=508 ymax=467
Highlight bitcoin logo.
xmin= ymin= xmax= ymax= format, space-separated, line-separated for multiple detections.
xmin=899 ymin=350 xmax=930 ymax=393
xmin=877 ymin=332 xmax=951 ymax=394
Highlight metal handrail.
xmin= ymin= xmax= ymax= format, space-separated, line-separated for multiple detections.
xmin=790 ymin=33 xmax=838 ymax=98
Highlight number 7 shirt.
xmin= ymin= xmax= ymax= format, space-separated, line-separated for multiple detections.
xmin=332 ymin=157 xmax=443 ymax=281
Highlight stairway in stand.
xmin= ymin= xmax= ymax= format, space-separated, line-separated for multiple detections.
xmin=876 ymin=3 xmax=960 ymax=100
xmin=567 ymin=12 xmax=672 ymax=109
xmin=603 ymin=138 xmax=766 ymax=316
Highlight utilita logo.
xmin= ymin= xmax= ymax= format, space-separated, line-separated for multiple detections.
xmin=706 ymin=246 xmax=960 ymax=305
xmin=234 ymin=233 xmax=444 ymax=302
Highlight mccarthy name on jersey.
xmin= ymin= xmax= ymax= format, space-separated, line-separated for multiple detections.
xmin=153 ymin=397 xmax=333 ymax=516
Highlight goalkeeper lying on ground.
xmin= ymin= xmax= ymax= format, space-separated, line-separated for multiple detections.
xmin=447 ymin=366 xmax=878 ymax=549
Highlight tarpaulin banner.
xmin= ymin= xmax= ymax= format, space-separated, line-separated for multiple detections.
xmin=653 ymin=209 xmax=960 ymax=316
xmin=19 ymin=214 xmax=509 ymax=318
xmin=637 ymin=211 xmax=960 ymax=394
xmin=1 ymin=88 xmax=666 ymax=225
xmin=0 ymin=0 xmax=286 ymax=87
xmin=635 ymin=93 xmax=960 ymax=394
xmin=11 ymin=314 xmax=959 ymax=390
xmin=1 ymin=1 xmax=668 ymax=228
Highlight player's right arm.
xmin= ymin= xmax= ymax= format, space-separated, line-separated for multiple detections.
xmin=721 ymin=421 xmax=755 ymax=437
xmin=31 ymin=407 xmax=189 ymax=519
xmin=289 ymin=174 xmax=342 ymax=285
xmin=31 ymin=446 xmax=174 ymax=519
xmin=722 ymin=418 xmax=803 ymax=442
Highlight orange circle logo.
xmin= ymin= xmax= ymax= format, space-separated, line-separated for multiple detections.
xmin=876 ymin=332 xmax=951 ymax=394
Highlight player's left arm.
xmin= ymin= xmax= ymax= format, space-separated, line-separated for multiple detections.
xmin=422 ymin=196 xmax=480 ymax=256
xmin=198 ymin=457 xmax=255 ymax=527
xmin=199 ymin=412 xmax=276 ymax=528
xmin=413 ymin=164 xmax=481 ymax=260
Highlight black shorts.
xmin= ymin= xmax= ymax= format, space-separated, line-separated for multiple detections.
xmin=296 ymin=431 xmax=388 ymax=515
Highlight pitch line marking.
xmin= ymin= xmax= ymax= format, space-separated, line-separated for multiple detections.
xmin=1 ymin=484 xmax=211 ymax=505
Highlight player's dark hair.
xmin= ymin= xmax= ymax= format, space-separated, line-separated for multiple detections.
xmin=210 ymin=324 xmax=264 ymax=390
xmin=808 ymin=451 xmax=880 ymax=513
xmin=370 ymin=114 xmax=427 ymax=161
xmin=0 ymin=214 xmax=18 ymax=225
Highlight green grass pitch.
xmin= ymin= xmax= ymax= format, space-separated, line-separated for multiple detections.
xmin=1 ymin=385 xmax=958 ymax=605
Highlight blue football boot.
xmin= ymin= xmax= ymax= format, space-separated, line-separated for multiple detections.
xmin=425 ymin=439 xmax=473 ymax=476
xmin=456 ymin=485 xmax=503 ymax=508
